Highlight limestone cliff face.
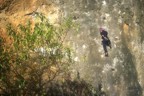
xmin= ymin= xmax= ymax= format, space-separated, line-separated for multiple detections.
xmin=55 ymin=0 xmax=144 ymax=96
xmin=0 ymin=0 xmax=59 ymax=45
xmin=0 ymin=0 xmax=144 ymax=96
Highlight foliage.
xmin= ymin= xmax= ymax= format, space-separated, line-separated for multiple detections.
xmin=46 ymin=79 xmax=96 ymax=96
xmin=0 ymin=13 xmax=74 ymax=95
xmin=0 ymin=13 xmax=101 ymax=96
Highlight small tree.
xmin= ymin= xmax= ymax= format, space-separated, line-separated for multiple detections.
xmin=0 ymin=13 xmax=74 ymax=95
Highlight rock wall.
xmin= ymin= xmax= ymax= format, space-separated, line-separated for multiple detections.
xmin=0 ymin=0 xmax=144 ymax=96
xmin=55 ymin=0 xmax=144 ymax=96
xmin=0 ymin=0 xmax=60 ymax=45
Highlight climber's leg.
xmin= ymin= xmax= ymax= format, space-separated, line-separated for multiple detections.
xmin=102 ymin=41 xmax=108 ymax=57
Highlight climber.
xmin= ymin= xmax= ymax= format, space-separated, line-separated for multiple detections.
xmin=100 ymin=28 xmax=111 ymax=57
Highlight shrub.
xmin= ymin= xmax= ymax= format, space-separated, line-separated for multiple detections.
xmin=0 ymin=13 xmax=74 ymax=95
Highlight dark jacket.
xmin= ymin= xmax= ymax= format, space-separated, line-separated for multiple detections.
xmin=100 ymin=30 xmax=108 ymax=40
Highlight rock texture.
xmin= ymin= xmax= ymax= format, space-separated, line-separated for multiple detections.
xmin=0 ymin=0 xmax=144 ymax=96
xmin=55 ymin=0 xmax=144 ymax=96
xmin=0 ymin=0 xmax=59 ymax=45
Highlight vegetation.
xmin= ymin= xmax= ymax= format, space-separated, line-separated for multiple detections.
xmin=0 ymin=13 xmax=100 ymax=96
xmin=0 ymin=12 xmax=73 ymax=95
